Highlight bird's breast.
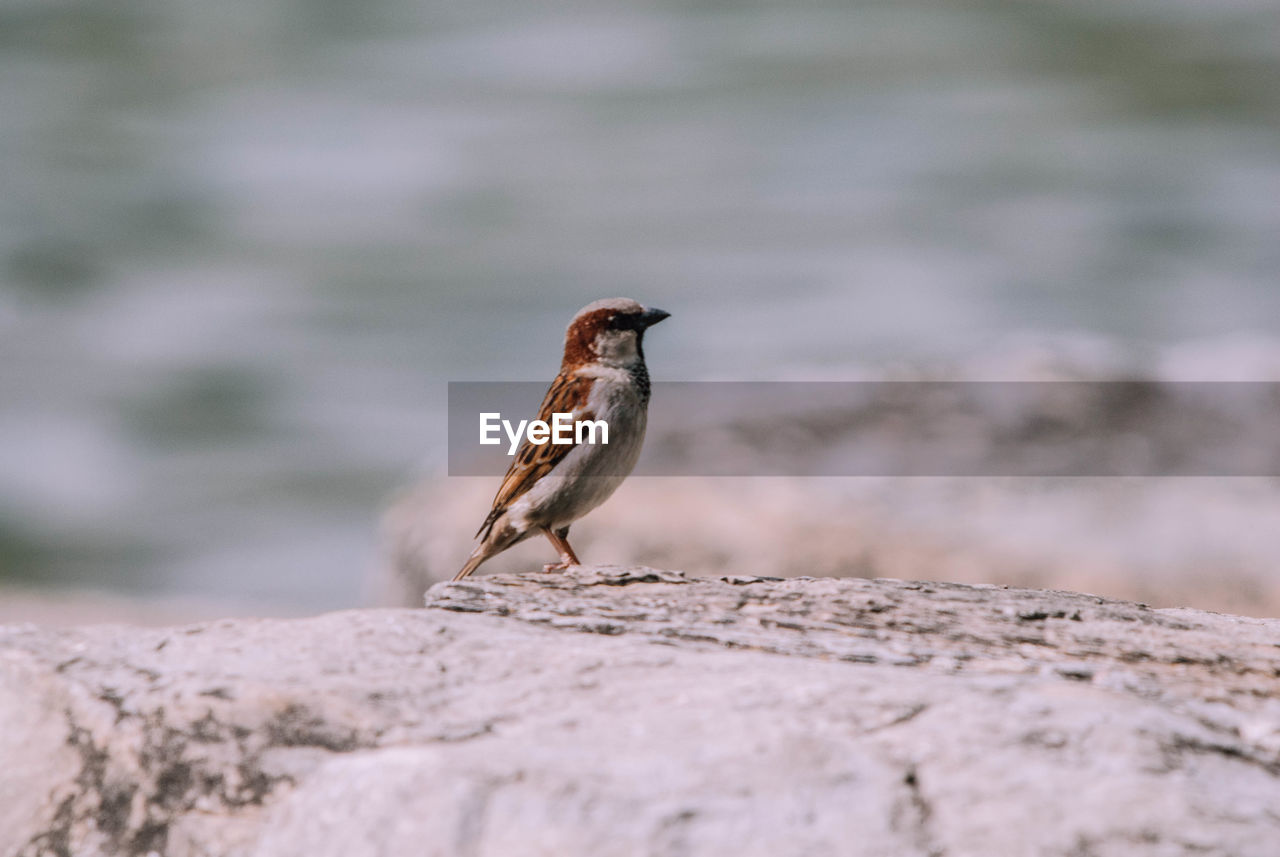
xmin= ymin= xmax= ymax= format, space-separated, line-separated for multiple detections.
xmin=518 ymin=372 xmax=649 ymax=529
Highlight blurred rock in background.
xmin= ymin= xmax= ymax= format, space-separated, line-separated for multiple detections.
xmin=384 ymin=474 xmax=1280 ymax=618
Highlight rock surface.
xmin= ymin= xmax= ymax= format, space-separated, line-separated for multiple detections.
xmin=3 ymin=568 xmax=1280 ymax=856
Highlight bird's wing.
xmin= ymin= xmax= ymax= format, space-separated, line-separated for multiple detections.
xmin=475 ymin=372 xmax=595 ymax=540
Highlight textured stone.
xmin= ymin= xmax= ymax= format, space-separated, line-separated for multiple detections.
xmin=2 ymin=568 xmax=1279 ymax=856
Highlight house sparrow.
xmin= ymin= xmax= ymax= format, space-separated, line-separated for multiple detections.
xmin=454 ymin=298 xmax=670 ymax=580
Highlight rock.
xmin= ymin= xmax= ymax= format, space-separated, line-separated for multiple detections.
xmin=3 ymin=568 xmax=1279 ymax=856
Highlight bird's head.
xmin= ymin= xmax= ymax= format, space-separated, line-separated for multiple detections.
xmin=562 ymin=297 xmax=670 ymax=369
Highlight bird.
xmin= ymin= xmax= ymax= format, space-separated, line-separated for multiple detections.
xmin=454 ymin=298 xmax=670 ymax=580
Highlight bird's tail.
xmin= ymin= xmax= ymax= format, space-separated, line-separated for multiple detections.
xmin=455 ymin=516 xmax=529 ymax=580
xmin=453 ymin=550 xmax=487 ymax=581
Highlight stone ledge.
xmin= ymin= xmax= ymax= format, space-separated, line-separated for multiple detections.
xmin=430 ymin=567 xmax=1280 ymax=704
xmin=2 ymin=569 xmax=1278 ymax=857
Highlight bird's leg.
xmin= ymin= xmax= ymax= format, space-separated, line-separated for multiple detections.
xmin=542 ymin=526 xmax=580 ymax=571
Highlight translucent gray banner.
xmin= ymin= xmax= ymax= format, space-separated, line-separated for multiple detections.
xmin=448 ymin=381 xmax=1280 ymax=476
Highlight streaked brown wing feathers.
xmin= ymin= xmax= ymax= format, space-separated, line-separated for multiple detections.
xmin=475 ymin=373 xmax=594 ymax=539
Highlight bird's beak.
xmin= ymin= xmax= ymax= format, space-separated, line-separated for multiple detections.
xmin=640 ymin=307 xmax=671 ymax=328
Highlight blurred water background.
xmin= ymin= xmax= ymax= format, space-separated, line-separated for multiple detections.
xmin=3 ymin=0 xmax=1280 ymax=617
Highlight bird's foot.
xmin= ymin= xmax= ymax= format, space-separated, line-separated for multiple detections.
xmin=543 ymin=560 xmax=576 ymax=572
